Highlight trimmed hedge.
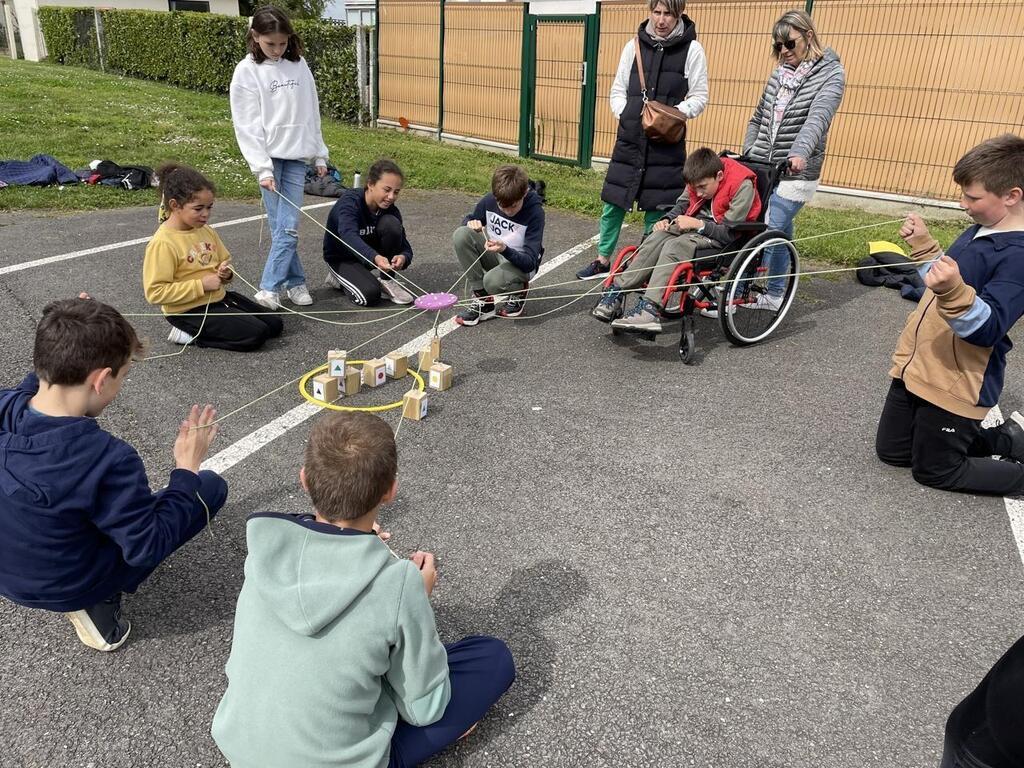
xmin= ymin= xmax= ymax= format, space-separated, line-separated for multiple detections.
xmin=37 ymin=8 xmax=360 ymax=123
xmin=38 ymin=7 xmax=100 ymax=69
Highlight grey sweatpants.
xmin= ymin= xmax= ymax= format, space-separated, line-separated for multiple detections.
xmin=453 ymin=227 xmax=529 ymax=295
xmin=613 ymin=226 xmax=718 ymax=308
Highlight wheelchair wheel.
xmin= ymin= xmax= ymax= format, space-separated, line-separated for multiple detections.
xmin=718 ymin=230 xmax=799 ymax=346
xmin=678 ymin=315 xmax=696 ymax=364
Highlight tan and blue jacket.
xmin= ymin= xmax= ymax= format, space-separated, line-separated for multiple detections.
xmin=890 ymin=226 xmax=1024 ymax=419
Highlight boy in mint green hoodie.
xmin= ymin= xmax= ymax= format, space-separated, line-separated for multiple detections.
xmin=212 ymin=412 xmax=514 ymax=768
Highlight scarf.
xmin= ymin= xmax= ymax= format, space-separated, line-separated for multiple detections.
xmin=644 ymin=17 xmax=688 ymax=44
xmin=769 ymin=58 xmax=815 ymax=144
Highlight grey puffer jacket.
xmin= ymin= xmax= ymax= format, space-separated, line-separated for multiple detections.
xmin=742 ymin=48 xmax=845 ymax=182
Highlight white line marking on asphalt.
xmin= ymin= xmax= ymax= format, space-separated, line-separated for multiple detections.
xmin=201 ymin=234 xmax=600 ymax=476
xmin=0 ymin=202 xmax=336 ymax=277
xmin=983 ymin=406 xmax=1024 ymax=568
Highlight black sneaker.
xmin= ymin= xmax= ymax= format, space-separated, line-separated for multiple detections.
xmin=1000 ymin=417 xmax=1024 ymax=462
xmin=498 ymin=287 xmax=529 ymax=318
xmin=576 ymin=259 xmax=610 ymax=281
xmin=65 ymin=593 xmax=131 ymax=652
xmin=592 ymin=287 xmax=623 ymax=322
xmin=455 ymin=294 xmax=496 ymax=326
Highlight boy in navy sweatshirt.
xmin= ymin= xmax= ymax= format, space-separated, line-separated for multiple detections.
xmin=876 ymin=134 xmax=1024 ymax=496
xmin=0 ymin=297 xmax=227 ymax=651
xmin=453 ymin=164 xmax=545 ymax=325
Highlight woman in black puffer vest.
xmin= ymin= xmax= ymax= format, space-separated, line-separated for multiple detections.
xmin=576 ymin=0 xmax=708 ymax=281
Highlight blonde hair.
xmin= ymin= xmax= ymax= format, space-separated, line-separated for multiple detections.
xmin=773 ymin=9 xmax=824 ymax=62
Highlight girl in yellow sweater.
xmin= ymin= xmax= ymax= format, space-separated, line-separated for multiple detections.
xmin=144 ymin=164 xmax=283 ymax=351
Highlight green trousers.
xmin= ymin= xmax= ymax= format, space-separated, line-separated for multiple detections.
xmin=453 ymin=226 xmax=529 ymax=295
xmin=598 ymin=202 xmax=664 ymax=260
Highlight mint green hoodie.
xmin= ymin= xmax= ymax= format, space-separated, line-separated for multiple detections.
xmin=211 ymin=513 xmax=451 ymax=768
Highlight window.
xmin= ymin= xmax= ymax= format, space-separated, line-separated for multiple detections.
xmin=168 ymin=0 xmax=210 ymax=11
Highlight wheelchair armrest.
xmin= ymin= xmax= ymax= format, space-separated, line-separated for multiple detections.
xmin=728 ymin=221 xmax=767 ymax=234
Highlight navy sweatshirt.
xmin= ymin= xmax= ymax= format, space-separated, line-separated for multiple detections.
xmin=462 ymin=190 xmax=545 ymax=274
xmin=0 ymin=374 xmax=207 ymax=611
xmin=322 ymin=187 xmax=413 ymax=266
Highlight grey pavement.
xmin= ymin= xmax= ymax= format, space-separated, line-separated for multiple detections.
xmin=0 ymin=190 xmax=1022 ymax=768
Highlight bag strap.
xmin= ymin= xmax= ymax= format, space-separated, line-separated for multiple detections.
xmin=634 ymin=36 xmax=648 ymax=102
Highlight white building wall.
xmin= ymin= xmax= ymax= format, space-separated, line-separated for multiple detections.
xmin=15 ymin=0 xmax=238 ymax=61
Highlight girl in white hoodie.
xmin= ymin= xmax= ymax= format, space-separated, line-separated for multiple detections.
xmin=230 ymin=6 xmax=329 ymax=310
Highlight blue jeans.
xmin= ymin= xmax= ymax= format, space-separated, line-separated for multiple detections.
xmin=259 ymin=158 xmax=307 ymax=293
xmin=388 ymin=635 xmax=515 ymax=768
xmin=763 ymin=191 xmax=805 ymax=297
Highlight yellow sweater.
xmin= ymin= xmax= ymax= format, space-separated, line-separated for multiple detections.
xmin=143 ymin=224 xmax=230 ymax=314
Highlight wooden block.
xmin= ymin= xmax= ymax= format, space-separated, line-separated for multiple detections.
xmin=402 ymin=390 xmax=429 ymax=421
xmin=418 ymin=337 xmax=441 ymax=369
xmin=339 ymin=366 xmax=361 ymax=396
xmin=384 ymin=351 xmax=408 ymax=379
xmin=328 ymin=349 xmax=348 ymax=378
xmin=362 ymin=359 xmax=387 ymax=387
xmin=428 ymin=362 xmax=453 ymax=391
xmin=311 ymin=374 xmax=339 ymax=403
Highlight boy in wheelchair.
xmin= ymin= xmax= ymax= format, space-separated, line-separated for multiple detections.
xmin=592 ymin=148 xmax=762 ymax=333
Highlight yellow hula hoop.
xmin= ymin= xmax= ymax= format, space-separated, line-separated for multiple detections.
xmin=299 ymin=360 xmax=426 ymax=412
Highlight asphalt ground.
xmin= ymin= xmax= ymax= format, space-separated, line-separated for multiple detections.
xmin=0 ymin=190 xmax=1022 ymax=768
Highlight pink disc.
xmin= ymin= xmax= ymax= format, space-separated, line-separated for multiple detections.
xmin=414 ymin=292 xmax=459 ymax=311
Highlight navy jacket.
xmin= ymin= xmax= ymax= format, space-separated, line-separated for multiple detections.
xmin=0 ymin=374 xmax=207 ymax=611
xmin=462 ymin=190 xmax=546 ymax=275
xmin=322 ymin=188 xmax=414 ymax=266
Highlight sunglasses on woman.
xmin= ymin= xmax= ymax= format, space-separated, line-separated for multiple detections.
xmin=773 ymin=37 xmax=801 ymax=53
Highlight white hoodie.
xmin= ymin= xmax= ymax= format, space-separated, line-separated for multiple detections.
xmin=229 ymin=54 xmax=330 ymax=181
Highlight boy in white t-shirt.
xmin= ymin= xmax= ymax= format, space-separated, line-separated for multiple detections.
xmin=453 ymin=165 xmax=546 ymax=325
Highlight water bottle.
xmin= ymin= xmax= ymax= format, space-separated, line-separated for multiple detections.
xmin=353 ymin=172 xmax=362 ymax=188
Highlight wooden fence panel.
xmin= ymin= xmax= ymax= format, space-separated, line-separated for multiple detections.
xmin=443 ymin=3 xmax=522 ymax=145
xmin=378 ymin=0 xmax=440 ymax=129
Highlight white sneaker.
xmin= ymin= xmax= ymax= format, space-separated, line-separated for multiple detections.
xmin=324 ymin=271 xmax=343 ymax=290
xmin=379 ymin=278 xmax=415 ymax=305
xmin=699 ymin=308 xmax=719 ymax=319
xmin=286 ymin=284 xmax=314 ymax=306
xmin=167 ymin=326 xmax=195 ymax=345
xmin=742 ymin=293 xmax=783 ymax=311
xmin=253 ymin=290 xmax=282 ymax=310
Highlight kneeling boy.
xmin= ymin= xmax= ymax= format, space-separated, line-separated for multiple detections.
xmin=0 ymin=297 xmax=226 ymax=651
xmin=212 ymin=412 xmax=514 ymax=768
xmin=453 ymin=164 xmax=545 ymax=325
xmin=876 ymin=134 xmax=1024 ymax=496
xmin=593 ymin=148 xmax=761 ymax=332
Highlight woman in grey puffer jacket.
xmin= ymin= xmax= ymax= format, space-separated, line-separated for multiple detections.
xmin=742 ymin=9 xmax=845 ymax=308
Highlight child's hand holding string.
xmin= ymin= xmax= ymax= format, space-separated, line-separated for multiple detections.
xmin=899 ymin=213 xmax=937 ymax=253
xmin=484 ymin=239 xmax=506 ymax=254
xmin=201 ymin=273 xmax=223 ymax=292
xmin=410 ymin=551 xmax=437 ymax=596
xmin=217 ymin=260 xmax=234 ymax=283
xmin=173 ymin=404 xmax=218 ymax=474
xmin=924 ymin=254 xmax=963 ymax=294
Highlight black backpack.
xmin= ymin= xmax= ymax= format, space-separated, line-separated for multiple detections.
xmin=94 ymin=161 xmax=154 ymax=191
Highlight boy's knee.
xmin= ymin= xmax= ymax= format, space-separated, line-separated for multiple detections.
xmin=481 ymin=270 xmax=511 ymax=296
xmin=453 ymin=226 xmax=476 ymax=248
xmin=263 ymin=315 xmax=285 ymax=338
xmin=471 ymin=635 xmax=516 ymax=690
xmin=875 ymin=442 xmax=911 ymax=468
xmin=197 ymin=470 xmax=228 ymax=514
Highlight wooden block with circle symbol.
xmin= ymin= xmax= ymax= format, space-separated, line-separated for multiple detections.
xmin=339 ymin=366 xmax=362 ymax=396
xmin=428 ymin=362 xmax=453 ymax=392
xmin=384 ymin=351 xmax=408 ymax=379
xmin=362 ymin=359 xmax=387 ymax=387
xmin=418 ymin=337 xmax=441 ymax=370
xmin=311 ymin=374 xmax=339 ymax=403
xmin=402 ymin=390 xmax=429 ymax=421
xmin=328 ymin=350 xmax=348 ymax=378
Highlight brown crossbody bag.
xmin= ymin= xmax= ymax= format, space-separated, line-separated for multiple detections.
xmin=634 ymin=36 xmax=687 ymax=144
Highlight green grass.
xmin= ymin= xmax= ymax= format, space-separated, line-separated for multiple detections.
xmin=0 ymin=56 xmax=968 ymax=265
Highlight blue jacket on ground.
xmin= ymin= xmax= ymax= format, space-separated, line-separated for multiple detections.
xmin=0 ymin=154 xmax=79 ymax=186
xmin=0 ymin=374 xmax=209 ymax=611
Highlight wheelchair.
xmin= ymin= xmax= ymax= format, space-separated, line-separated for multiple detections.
xmin=601 ymin=154 xmax=800 ymax=364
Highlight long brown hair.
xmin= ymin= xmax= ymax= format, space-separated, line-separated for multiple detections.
xmin=247 ymin=6 xmax=303 ymax=63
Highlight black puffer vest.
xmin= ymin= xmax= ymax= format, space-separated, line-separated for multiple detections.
xmin=601 ymin=18 xmax=696 ymax=212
